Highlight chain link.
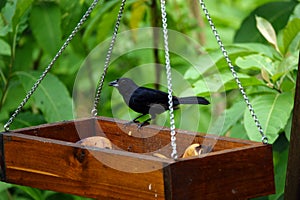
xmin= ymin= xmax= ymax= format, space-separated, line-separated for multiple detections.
xmin=3 ymin=0 xmax=100 ymax=131
xmin=198 ymin=0 xmax=267 ymax=144
xmin=91 ymin=0 xmax=127 ymax=116
xmin=160 ymin=0 xmax=178 ymax=159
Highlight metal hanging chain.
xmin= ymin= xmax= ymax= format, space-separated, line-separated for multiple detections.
xmin=91 ymin=0 xmax=127 ymax=116
xmin=3 ymin=0 xmax=100 ymax=131
xmin=198 ymin=0 xmax=268 ymax=144
xmin=160 ymin=0 xmax=178 ymax=159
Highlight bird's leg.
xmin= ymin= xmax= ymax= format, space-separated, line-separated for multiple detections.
xmin=137 ymin=118 xmax=151 ymax=129
xmin=137 ymin=114 xmax=156 ymax=129
xmin=132 ymin=114 xmax=146 ymax=123
xmin=124 ymin=114 xmax=146 ymax=127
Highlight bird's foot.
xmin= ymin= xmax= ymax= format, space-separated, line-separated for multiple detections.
xmin=123 ymin=120 xmax=139 ymax=128
xmin=137 ymin=121 xmax=150 ymax=130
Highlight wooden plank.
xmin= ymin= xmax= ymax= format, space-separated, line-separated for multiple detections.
xmin=285 ymin=51 xmax=300 ymax=200
xmin=10 ymin=118 xmax=96 ymax=142
xmin=164 ymin=145 xmax=275 ymax=200
xmin=2 ymin=132 xmax=172 ymax=199
xmin=9 ymin=116 xmax=259 ymax=157
xmin=0 ymin=116 xmax=275 ymax=199
xmin=0 ymin=134 xmax=5 ymax=180
xmin=95 ymin=116 xmax=256 ymax=157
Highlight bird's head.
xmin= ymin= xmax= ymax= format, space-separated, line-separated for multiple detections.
xmin=109 ymin=78 xmax=137 ymax=87
xmin=109 ymin=78 xmax=139 ymax=94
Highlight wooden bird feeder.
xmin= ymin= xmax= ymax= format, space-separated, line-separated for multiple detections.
xmin=0 ymin=116 xmax=275 ymax=199
xmin=0 ymin=0 xmax=276 ymax=199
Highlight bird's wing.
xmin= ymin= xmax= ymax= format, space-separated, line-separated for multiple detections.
xmin=135 ymin=87 xmax=169 ymax=103
xmin=129 ymin=87 xmax=170 ymax=114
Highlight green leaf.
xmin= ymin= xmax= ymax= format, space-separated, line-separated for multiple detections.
xmin=267 ymin=134 xmax=289 ymax=200
xmin=1 ymin=78 xmax=29 ymax=112
xmin=192 ymin=72 xmax=263 ymax=95
xmin=211 ymin=100 xmax=246 ymax=136
xmin=185 ymin=43 xmax=279 ymax=82
xmin=14 ymin=37 xmax=36 ymax=71
xmin=0 ymin=182 xmax=12 ymax=192
xmin=209 ymin=46 xmax=259 ymax=72
xmin=29 ymin=2 xmax=62 ymax=56
xmin=284 ymin=114 xmax=292 ymax=141
xmin=236 ymin=54 xmax=275 ymax=75
xmin=0 ymin=39 xmax=10 ymax=56
xmin=44 ymin=191 xmax=94 ymax=200
xmin=0 ymin=1 xmax=16 ymax=36
xmin=229 ymin=123 xmax=249 ymax=140
xmin=0 ymin=0 xmax=6 ymax=11
xmin=184 ymin=53 xmax=217 ymax=79
xmin=15 ymin=185 xmax=43 ymax=200
xmin=15 ymin=71 xmax=73 ymax=123
xmin=96 ymin=5 xmax=120 ymax=43
xmin=0 ymin=0 xmax=33 ymax=36
xmin=292 ymin=3 xmax=300 ymax=19
xmin=0 ymin=190 xmax=12 ymax=200
xmin=10 ymin=112 xmax=46 ymax=130
xmin=82 ymin=0 xmax=138 ymax=47
xmin=279 ymin=71 xmax=297 ymax=92
xmin=224 ymin=77 xmax=263 ymax=91
xmin=0 ymin=109 xmax=9 ymax=129
xmin=282 ymin=18 xmax=300 ymax=54
xmin=234 ymin=2 xmax=297 ymax=43
xmin=58 ymin=0 xmax=85 ymax=37
xmin=244 ymin=92 xmax=294 ymax=143
xmin=234 ymin=43 xmax=281 ymax=59
xmin=83 ymin=0 xmax=120 ymax=43
xmin=255 ymin=16 xmax=280 ymax=52
xmin=72 ymin=196 xmax=94 ymax=200
xmin=12 ymin=0 xmax=34 ymax=29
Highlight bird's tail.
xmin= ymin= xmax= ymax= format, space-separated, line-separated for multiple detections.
xmin=177 ymin=96 xmax=210 ymax=105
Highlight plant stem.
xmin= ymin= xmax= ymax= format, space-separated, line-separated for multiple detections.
xmin=189 ymin=0 xmax=206 ymax=46
xmin=150 ymin=0 xmax=161 ymax=90
xmin=0 ymin=26 xmax=18 ymax=112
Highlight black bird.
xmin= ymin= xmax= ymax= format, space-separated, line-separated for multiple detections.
xmin=109 ymin=78 xmax=210 ymax=127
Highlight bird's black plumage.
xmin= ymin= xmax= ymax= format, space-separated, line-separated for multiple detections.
xmin=109 ymin=78 xmax=210 ymax=127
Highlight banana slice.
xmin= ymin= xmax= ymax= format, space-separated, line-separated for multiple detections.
xmin=182 ymin=143 xmax=203 ymax=158
xmin=77 ymin=136 xmax=112 ymax=149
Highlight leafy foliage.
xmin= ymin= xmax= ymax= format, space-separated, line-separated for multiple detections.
xmin=15 ymin=71 xmax=73 ymax=123
xmin=234 ymin=1 xmax=298 ymax=43
xmin=0 ymin=0 xmax=299 ymax=199
xmin=29 ymin=2 xmax=62 ymax=56
xmin=184 ymin=2 xmax=299 ymax=199
xmin=244 ymin=92 xmax=294 ymax=144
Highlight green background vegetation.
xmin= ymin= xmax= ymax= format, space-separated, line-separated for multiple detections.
xmin=0 ymin=0 xmax=299 ymax=199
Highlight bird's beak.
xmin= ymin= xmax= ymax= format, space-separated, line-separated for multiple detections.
xmin=109 ymin=80 xmax=119 ymax=87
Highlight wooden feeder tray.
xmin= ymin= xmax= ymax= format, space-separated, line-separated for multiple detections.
xmin=0 ymin=116 xmax=275 ymax=199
